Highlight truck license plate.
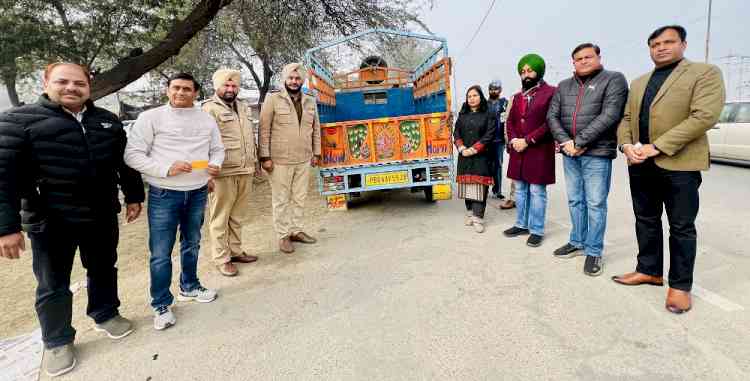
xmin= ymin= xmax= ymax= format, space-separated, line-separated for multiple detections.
xmin=365 ymin=171 xmax=409 ymax=187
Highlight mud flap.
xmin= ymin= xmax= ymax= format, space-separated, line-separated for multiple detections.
xmin=431 ymin=184 xmax=452 ymax=200
xmin=326 ymin=194 xmax=348 ymax=211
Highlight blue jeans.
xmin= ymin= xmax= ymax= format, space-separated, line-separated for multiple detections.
xmin=148 ymin=185 xmax=208 ymax=310
xmin=563 ymin=155 xmax=613 ymax=257
xmin=514 ymin=180 xmax=548 ymax=236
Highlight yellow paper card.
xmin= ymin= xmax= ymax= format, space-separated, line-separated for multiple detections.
xmin=191 ymin=160 xmax=209 ymax=169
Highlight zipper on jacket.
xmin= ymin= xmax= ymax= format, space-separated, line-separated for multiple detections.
xmin=78 ymin=116 xmax=95 ymax=166
xmin=64 ymin=112 xmax=96 ymax=179
xmin=571 ymin=80 xmax=585 ymax=138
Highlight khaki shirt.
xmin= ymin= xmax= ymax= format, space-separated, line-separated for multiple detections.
xmin=259 ymin=90 xmax=321 ymax=165
xmin=202 ymin=95 xmax=257 ymax=177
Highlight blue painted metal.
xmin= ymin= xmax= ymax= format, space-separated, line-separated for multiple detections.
xmin=333 ymin=88 xmax=416 ymax=122
xmin=318 ymin=104 xmax=337 ymax=124
xmin=307 ymin=55 xmax=334 ymax=84
xmin=414 ymin=91 xmax=447 ymax=115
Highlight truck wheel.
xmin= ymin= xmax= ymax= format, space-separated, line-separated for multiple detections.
xmin=423 ymin=186 xmax=436 ymax=202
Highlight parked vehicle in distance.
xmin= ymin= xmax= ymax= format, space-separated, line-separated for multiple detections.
xmin=708 ymin=101 xmax=750 ymax=166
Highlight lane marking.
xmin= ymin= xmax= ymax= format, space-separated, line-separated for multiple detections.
xmin=692 ymin=285 xmax=745 ymax=312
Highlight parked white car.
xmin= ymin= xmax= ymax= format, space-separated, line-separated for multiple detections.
xmin=708 ymin=102 xmax=750 ymax=165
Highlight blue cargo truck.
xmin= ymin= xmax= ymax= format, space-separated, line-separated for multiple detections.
xmin=304 ymin=29 xmax=455 ymax=210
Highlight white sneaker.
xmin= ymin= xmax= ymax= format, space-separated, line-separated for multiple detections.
xmin=464 ymin=211 xmax=473 ymax=226
xmin=177 ymin=286 xmax=217 ymax=303
xmin=153 ymin=306 xmax=176 ymax=331
xmin=472 ymin=217 xmax=485 ymax=233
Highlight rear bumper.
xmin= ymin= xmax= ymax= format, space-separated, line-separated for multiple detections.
xmin=318 ymin=158 xmax=453 ymax=195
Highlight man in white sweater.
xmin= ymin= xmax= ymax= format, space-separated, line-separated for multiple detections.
xmin=125 ymin=73 xmax=225 ymax=330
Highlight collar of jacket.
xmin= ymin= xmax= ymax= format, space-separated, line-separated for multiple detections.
xmin=210 ymin=94 xmax=239 ymax=112
xmin=38 ymin=94 xmax=95 ymax=115
xmin=654 ymin=58 xmax=684 ymax=73
xmin=279 ymin=89 xmax=313 ymax=107
xmin=647 ymin=59 xmax=691 ymax=107
xmin=521 ymin=81 xmax=546 ymax=97
xmin=575 ymin=68 xmax=604 ymax=84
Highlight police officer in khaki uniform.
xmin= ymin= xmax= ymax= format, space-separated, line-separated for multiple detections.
xmin=203 ymin=69 xmax=258 ymax=276
xmin=259 ymin=63 xmax=321 ymax=254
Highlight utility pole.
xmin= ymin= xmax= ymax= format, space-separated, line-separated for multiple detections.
xmin=719 ymin=54 xmax=750 ymax=101
xmin=705 ymin=0 xmax=713 ymax=63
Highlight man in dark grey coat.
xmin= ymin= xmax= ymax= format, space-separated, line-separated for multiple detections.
xmin=547 ymin=43 xmax=628 ymax=276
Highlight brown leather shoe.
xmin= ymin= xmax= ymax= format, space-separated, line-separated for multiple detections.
xmin=279 ymin=237 xmax=295 ymax=253
xmin=665 ymin=288 xmax=692 ymax=314
xmin=217 ymin=262 xmax=238 ymax=277
xmin=290 ymin=232 xmax=317 ymax=244
xmin=231 ymin=253 xmax=259 ymax=264
xmin=611 ymin=272 xmax=664 ymax=286
xmin=498 ymin=200 xmax=516 ymax=210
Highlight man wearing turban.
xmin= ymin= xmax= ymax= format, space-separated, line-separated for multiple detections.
xmin=258 ymin=63 xmax=322 ymax=254
xmin=202 ymin=69 xmax=259 ymax=276
xmin=503 ymin=54 xmax=557 ymax=248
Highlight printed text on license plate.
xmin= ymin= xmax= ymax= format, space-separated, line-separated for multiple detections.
xmin=365 ymin=171 xmax=409 ymax=186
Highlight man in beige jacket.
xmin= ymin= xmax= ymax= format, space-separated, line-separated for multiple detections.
xmin=612 ymin=25 xmax=725 ymax=314
xmin=259 ymin=63 xmax=321 ymax=253
xmin=203 ymin=69 xmax=259 ymax=276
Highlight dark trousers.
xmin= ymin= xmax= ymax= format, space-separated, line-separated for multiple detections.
xmin=29 ymin=215 xmax=120 ymax=349
xmin=490 ymin=142 xmax=505 ymax=196
xmin=464 ymin=187 xmax=489 ymax=218
xmin=628 ymin=160 xmax=702 ymax=291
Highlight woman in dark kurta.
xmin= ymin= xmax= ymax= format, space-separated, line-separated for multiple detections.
xmin=454 ymin=85 xmax=496 ymax=233
xmin=504 ymin=54 xmax=557 ymax=247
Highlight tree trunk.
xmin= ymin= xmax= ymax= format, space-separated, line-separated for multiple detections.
xmin=1 ymin=69 xmax=21 ymax=107
xmin=259 ymin=57 xmax=274 ymax=103
xmin=90 ymin=0 xmax=233 ymax=100
xmin=229 ymin=43 xmax=263 ymax=104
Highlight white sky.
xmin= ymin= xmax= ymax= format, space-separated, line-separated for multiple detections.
xmin=421 ymin=0 xmax=750 ymax=106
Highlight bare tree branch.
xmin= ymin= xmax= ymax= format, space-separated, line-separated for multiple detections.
xmin=48 ymin=0 xmax=78 ymax=58
xmin=90 ymin=0 xmax=234 ymax=100
xmin=229 ymin=43 xmax=262 ymax=89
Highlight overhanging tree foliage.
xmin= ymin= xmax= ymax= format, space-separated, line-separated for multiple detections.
xmin=1 ymin=0 xmax=432 ymax=106
xmin=0 ymin=0 xmax=233 ymax=104
xmin=219 ymin=0 xmax=433 ymax=102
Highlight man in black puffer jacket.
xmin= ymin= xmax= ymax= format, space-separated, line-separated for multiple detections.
xmin=547 ymin=43 xmax=628 ymax=277
xmin=0 ymin=63 xmax=144 ymax=377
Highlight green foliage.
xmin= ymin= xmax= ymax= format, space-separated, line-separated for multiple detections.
xmin=0 ymin=0 xmax=431 ymax=104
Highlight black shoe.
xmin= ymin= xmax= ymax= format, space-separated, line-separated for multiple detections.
xmin=583 ymin=256 xmax=604 ymax=276
xmin=526 ymin=234 xmax=543 ymax=247
xmin=553 ymin=243 xmax=583 ymax=258
xmin=503 ymin=226 xmax=529 ymax=237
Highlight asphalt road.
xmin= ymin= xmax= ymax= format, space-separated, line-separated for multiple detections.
xmin=43 ymin=160 xmax=750 ymax=380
